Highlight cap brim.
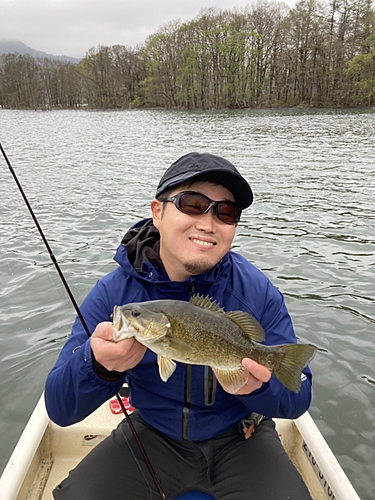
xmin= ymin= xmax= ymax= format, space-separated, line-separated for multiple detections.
xmin=156 ymin=170 xmax=253 ymax=209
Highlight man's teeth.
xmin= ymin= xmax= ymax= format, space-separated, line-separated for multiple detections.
xmin=191 ymin=239 xmax=214 ymax=246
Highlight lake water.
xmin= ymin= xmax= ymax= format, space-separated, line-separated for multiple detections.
xmin=0 ymin=108 xmax=374 ymax=499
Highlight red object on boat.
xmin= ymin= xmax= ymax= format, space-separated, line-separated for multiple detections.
xmin=109 ymin=397 xmax=135 ymax=415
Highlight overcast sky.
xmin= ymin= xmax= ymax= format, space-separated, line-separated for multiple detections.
xmin=0 ymin=0 xmax=296 ymax=58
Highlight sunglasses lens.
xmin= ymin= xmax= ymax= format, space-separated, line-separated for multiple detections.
xmin=178 ymin=193 xmax=239 ymax=224
xmin=178 ymin=193 xmax=210 ymax=214
xmin=216 ymin=202 xmax=240 ymax=224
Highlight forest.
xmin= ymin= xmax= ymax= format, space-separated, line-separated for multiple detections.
xmin=0 ymin=0 xmax=374 ymax=110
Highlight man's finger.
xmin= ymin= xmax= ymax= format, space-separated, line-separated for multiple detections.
xmin=241 ymin=358 xmax=271 ymax=383
xmin=91 ymin=321 xmax=115 ymax=341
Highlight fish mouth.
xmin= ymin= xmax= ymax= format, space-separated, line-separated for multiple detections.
xmin=190 ymin=238 xmax=216 ymax=247
xmin=112 ymin=306 xmax=132 ymax=342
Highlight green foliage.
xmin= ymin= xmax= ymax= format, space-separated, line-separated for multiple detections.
xmin=346 ymin=30 xmax=375 ymax=105
xmin=0 ymin=1 xmax=374 ymax=109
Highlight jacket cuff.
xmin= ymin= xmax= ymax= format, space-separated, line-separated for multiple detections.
xmin=91 ymin=349 xmax=124 ymax=381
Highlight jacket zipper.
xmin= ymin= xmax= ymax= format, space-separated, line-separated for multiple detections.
xmin=182 ymin=280 xmax=195 ymax=440
xmin=204 ymin=366 xmax=217 ymax=406
xmin=182 ymin=364 xmax=192 ymax=440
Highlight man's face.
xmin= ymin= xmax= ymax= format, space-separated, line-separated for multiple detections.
xmin=151 ymin=181 xmax=237 ymax=282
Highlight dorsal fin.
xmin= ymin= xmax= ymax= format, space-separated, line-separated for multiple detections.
xmin=189 ymin=294 xmax=225 ymax=313
xmin=224 ymin=311 xmax=265 ymax=342
xmin=190 ymin=294 xmax=264 ymax=342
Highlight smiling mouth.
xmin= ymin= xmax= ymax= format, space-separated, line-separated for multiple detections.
xmin=190 ymin=238 xmax=216 ymax=247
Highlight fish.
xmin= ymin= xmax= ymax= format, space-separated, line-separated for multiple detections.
xmin=112 ymin=294 xmax=316 ymax=393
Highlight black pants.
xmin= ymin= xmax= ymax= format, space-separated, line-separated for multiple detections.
xmin=53 ymin=413 xmax=312 ymax=500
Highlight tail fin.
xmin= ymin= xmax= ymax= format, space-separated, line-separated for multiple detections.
xmin=273 ymin=343 xmax=316 ymax=393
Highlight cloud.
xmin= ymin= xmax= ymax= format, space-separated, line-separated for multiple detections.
xmin=0 ymin=0 xmax=295 ymax=58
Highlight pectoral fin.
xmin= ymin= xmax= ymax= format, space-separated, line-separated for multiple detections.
xmin=167 ymin=337 xmax=195 ymax=355
xmin=212 ymin=366 xmax=249 ymax=394
xmin=157 ymin=356 xmax=177 ymax=382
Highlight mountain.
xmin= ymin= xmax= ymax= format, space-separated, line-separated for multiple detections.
xmin=0 ymin=39 xmax=80 ymax=63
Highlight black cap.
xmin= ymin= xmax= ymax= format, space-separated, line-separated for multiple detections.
xmin=156 ymin=152 xmax=253 ymax=209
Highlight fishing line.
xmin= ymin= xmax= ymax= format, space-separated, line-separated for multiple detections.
xmin=0 ymin=144 xmax=167 ymax=500
xmin=119 ymin=424 xmax=158 ymax=499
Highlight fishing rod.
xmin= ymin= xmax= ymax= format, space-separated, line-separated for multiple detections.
xmin=0 ymin=143 xmax=167 ymax=500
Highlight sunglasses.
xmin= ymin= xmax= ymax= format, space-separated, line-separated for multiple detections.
xmin=160 ymin=191 xmax=241 ymax=225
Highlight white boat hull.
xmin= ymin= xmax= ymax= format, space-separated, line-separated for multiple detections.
xmin=0 ymin=394 xmax=361 ymax=500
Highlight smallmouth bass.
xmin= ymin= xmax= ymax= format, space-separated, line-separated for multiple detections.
xmin=112 ymin=295 xmax=316 ymax=393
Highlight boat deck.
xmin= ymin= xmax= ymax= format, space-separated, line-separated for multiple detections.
xmin=16 ymin=400 xmax=123 ymax=500
xmin=16 ymin=400 xmax=325 ymax=500
xmin=1 ymin=394 xmax=360 ymax=500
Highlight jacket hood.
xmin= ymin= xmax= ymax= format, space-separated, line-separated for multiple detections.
xmin=120 ymin=218 xmax=164 ymax=275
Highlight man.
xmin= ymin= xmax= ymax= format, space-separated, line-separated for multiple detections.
xmin=46 ymin=152 xmax=313 ymax=499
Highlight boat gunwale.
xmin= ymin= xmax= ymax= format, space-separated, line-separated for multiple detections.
xmin=294 ymin=412 xmax=361 ymax=500
xmin=0 ymin=395 xmax=49 ymax=500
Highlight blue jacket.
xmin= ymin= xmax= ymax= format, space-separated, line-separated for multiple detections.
xmin=44 ymin=219 xmax=312 ymax=440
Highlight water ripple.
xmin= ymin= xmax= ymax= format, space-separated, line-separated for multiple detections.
xmin=0 ymin=108 xmax=374 ymax=499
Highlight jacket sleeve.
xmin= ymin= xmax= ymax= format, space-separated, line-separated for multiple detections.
xmin=234 ymin=277 xmax=313 ymax=419
xmin=235 ymin=370 xmax=312 ymax=419
xmin=44 ymin=278 xmax=126 ymax=426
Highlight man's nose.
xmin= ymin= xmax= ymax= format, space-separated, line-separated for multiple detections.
xmin=195 ymin=208 xmax=216 ymax=231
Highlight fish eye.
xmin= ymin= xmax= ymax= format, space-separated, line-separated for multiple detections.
xmin=131 ymin=310 xmax=140 ymax=317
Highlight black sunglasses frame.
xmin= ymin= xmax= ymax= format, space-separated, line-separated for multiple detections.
xmin=159 ymin=191 xmax=241 ymax=225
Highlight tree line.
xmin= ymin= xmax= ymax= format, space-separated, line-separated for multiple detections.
xmin=1 ymin=0 xmax=374 ymax=110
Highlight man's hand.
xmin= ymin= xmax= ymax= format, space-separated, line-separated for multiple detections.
xmin=233 ymin=358 xmax=271 ymax=395
xmin=90 ymin=322 xmax=146 ymax=372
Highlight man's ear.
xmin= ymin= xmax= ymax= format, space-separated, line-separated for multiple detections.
xmin=150 ymin=199 xmax=162 ymax=229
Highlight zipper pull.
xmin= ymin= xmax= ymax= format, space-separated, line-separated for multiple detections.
xmin=188 ymin=281 xmax=195 ymax=298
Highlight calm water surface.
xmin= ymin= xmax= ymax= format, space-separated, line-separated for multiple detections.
xmin=0 ymin=108 xmax=374 ymax=499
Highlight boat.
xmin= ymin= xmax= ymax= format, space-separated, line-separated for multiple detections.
xmin=0 ymin=390 xmax=361 ymax=500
